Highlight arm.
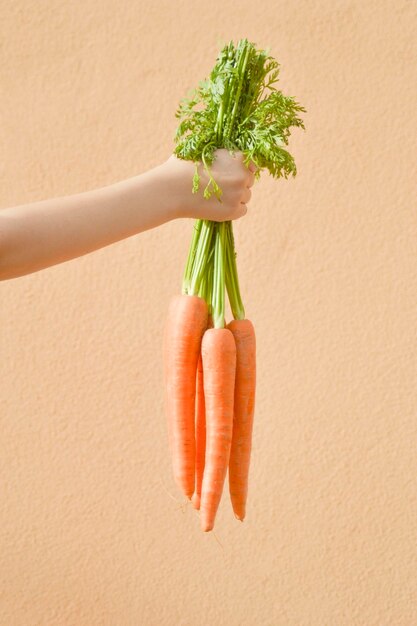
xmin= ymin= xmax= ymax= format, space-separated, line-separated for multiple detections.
xmin=0 ymin=150 xmax=254 ymax=281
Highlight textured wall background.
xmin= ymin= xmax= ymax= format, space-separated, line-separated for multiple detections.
xmin=1 ymin=1 xmax=416 ymax=624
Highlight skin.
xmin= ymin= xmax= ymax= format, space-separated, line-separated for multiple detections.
xmin=0 ymin=149 xmax=255 ymax=281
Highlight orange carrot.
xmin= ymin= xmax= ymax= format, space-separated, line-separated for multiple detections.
xmin=200 ymin=327 xmax=236 ymax=531
xmin=226 ymin=318 xmax=256 ymax=521
xmin=191 ymin=316 xmax=214 ymax=510
xmin=164 ymin=294 xmax=208 ymax=498
xmin=191 ymin=353 xmax=205 ymax=510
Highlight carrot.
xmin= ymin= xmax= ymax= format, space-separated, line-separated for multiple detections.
xmin=164 ymin=294 xmax=208 ymax=498
xmin=191 ymin=353 xmax=205 ymax=510
xmin=191 ymin=315 xmax=214 ymax=510
xmin=226 ymin=318 xmax=256 ymax=521
xmin=200 ymin=327 xmax=236 ymax=532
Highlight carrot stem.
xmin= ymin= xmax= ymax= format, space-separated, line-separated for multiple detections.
xmin=206 ymin=236 xmax=215 ymax=317
xmin=225 ymin=222 xmax=245 ymax=320
xmin=201 ymin=237 xmax=215 ymax=309
xmin=224 ymin=41 xmax=250 ymax=142
xmin=182 ymin=219 xmax=203 ymax=294
xmin=212 ymin=222 xmax=227 ymax=329
xmin=189 ymin=220 xmax=214 ymax=296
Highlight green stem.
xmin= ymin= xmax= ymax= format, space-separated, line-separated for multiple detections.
xmin=206 ymin=233 xmax=215 ymax=317
xmin=182 ymin=219 xmax=203 ymax=294
xmin=212 ymin=222 xmax=227 ymax=329
xmin=189 ymin=220 xmax=214 ymax=296
xmin=225 ymin=41 xmax=251 ymax=142
xmin=197 ymin=236 xmax=215 ymax=303
xmin=198 ymin=267 xmax=207 ymax=300
xmin=214 ymin=100 xmax=224 ymax=144
xmin=201 ymin=144 xmax=221 ymax=199
xmin=225 ymin=222 xmax=245 ymax=319
xmin=222 ymin=49 xmax=240 ymax=141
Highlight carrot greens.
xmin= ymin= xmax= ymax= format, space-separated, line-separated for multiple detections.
xmin=176 ymin=38 xmax=305 ymax=322
xmin=166 ymin=38 xmax=305 ymax=530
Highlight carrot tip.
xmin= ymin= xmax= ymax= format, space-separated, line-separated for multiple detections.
xmin=201 ymin=523 xmax=213 ymax=532
xmin=201 ymin=515 xmax=214 ymax=532
xmin=234 ymin=514 xmax=245 ymax=522
xmin=191 ymin=493 xmax=201 ymax=510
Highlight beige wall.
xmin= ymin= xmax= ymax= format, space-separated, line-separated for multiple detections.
xmin=1 ymin=1 xmax=416 ymax=624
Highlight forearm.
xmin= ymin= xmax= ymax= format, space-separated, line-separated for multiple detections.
xmin=0 ymin=164 xmax=178 ymax=280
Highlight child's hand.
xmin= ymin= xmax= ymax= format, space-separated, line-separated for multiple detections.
xmin=162 ymin=149 xmax=256 ymax=221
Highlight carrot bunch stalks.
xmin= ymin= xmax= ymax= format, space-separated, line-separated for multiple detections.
xmin=164 ymin=38 xmax=304 ymax=531
xmin=164 ymin=220 xmax=256 ymax=532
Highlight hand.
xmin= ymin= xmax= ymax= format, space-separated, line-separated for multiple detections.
xmin=162 ymin=148 xmax=256 ymax=221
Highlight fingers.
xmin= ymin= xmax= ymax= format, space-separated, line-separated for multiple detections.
xmin=229 ymin=149 xmax=244 ymax=161
xmin=247 ymin=160 xmax=257 ymax=173
xmin=233 ymin=152 xmax=256 ymax=187
xmin=235 ymin=151 xmax=257 ymax=174
xmin=231 ymin=187 xmax=250 ymax=220
xmin=215 ymin=202 xmax=247 ymax=221
xmin=240 ymin=187 xmax=252 ymax=204
xmin=241 ymin=155 xmax=258 ymax=184
xmin=235 ymin=204 xmax=248 ymax=219
xmin=238 ymin=153 xmax=258 ymax=174
xmin=246 ymin=171 xmax=255 ymax=188
xmin=208 ymin=149 xmax=254 ymax=221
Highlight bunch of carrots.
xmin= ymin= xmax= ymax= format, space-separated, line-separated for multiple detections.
xmin=164 ymin=39 xmax=305 ymax=532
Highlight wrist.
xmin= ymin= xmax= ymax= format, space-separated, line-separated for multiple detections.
xmin=157 ymin=160 xmax=184 ymax=220
xmin=159 ymin=155 xmax=197 ymax=220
